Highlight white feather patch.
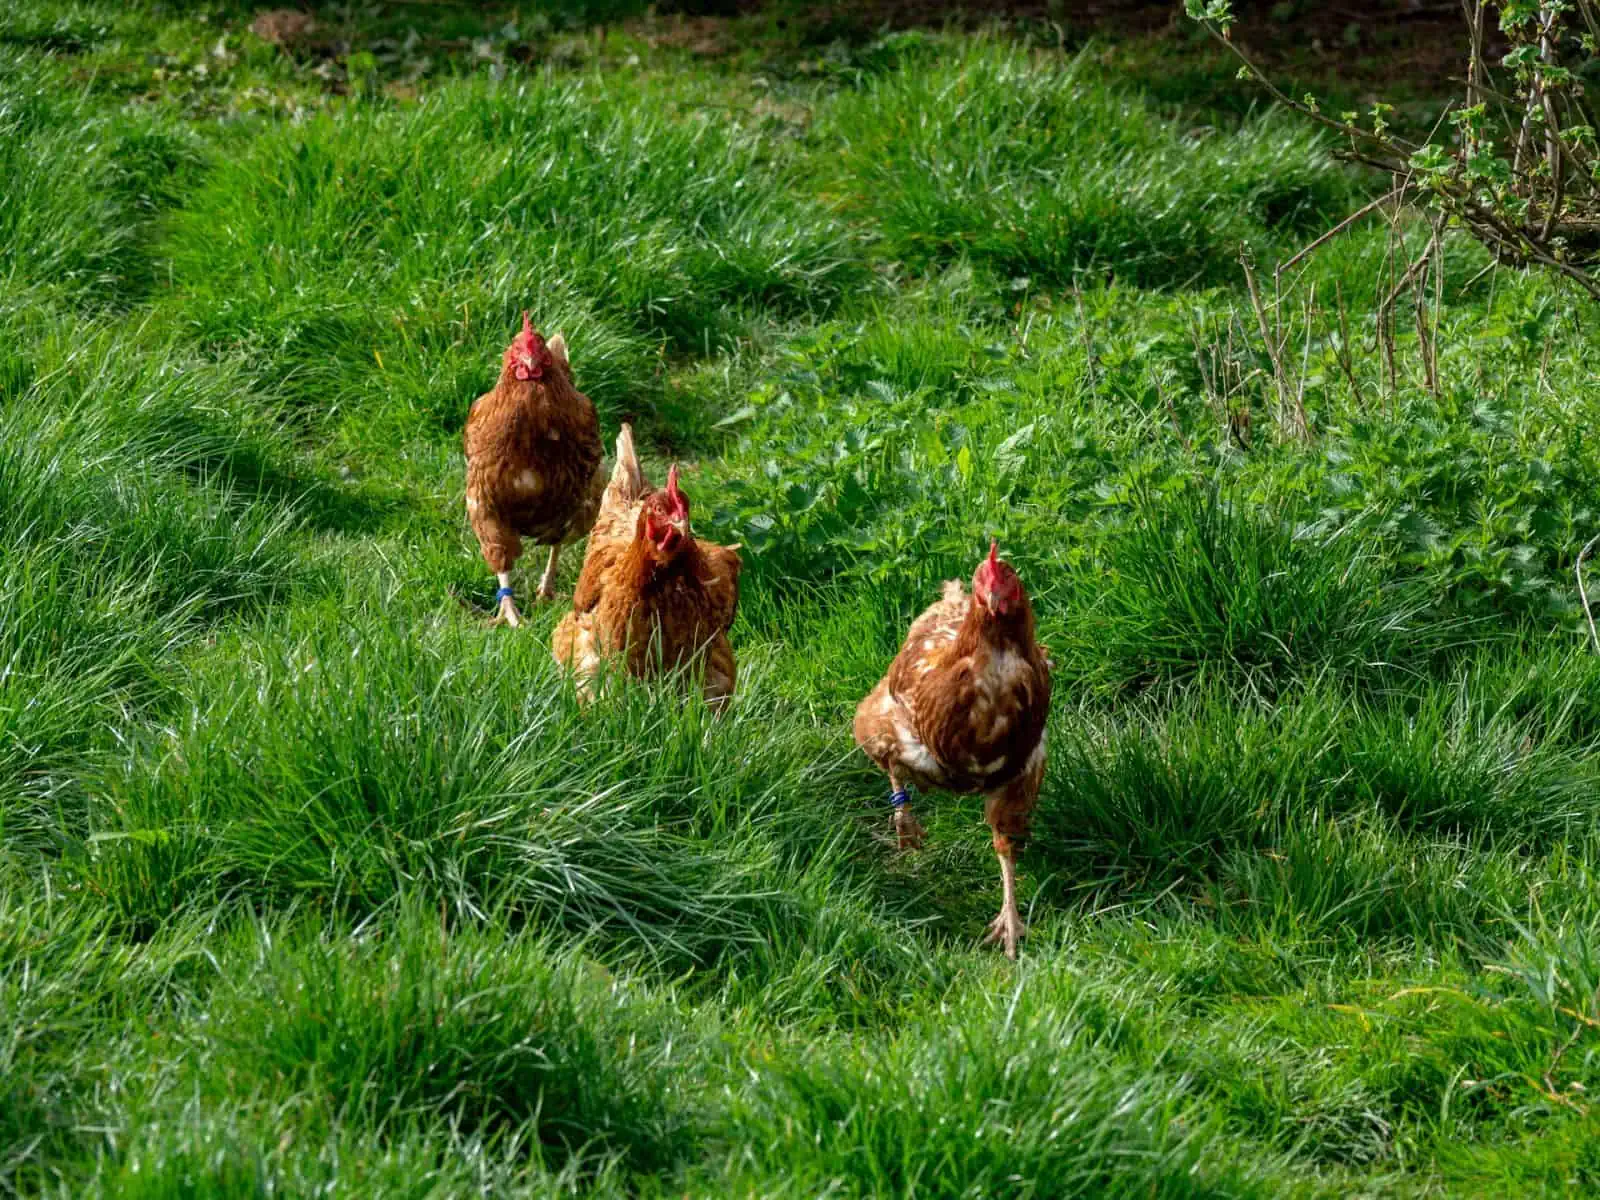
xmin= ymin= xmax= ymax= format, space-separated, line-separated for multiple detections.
xmin=893 ymin=721 xmax=942 ymax=777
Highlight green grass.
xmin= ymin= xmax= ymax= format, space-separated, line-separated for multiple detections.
xmin=4 ymin=3 xmax=1600 ymax=1195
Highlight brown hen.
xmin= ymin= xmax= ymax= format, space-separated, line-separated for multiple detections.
xmin=552 ymin=425 xmax=741 ymax=707
xmin=463 ymin=312 xmax=606 ymax=627
xmin=854 ymin=543 xmax=1051 ymax=958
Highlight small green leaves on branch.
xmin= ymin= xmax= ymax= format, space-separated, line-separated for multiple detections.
xmin=1186 ymin=0 xmax=1600 ymax=300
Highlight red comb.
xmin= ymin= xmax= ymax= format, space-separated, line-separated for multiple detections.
xmin=511 ymin=310 xmax=547 ymax=378
xmin=987 ymin=539 xmax=999 ymax=566
xmin=664 ymin=465 xmax=691 ymax=520
xmin=515 ymin=311 xmax=544 ymax=351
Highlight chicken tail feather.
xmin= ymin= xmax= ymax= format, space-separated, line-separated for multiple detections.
xmin=607 ymin=422 xmax=645 ymax=508
xmin=598 ymin=419 xmax=646 ymax=524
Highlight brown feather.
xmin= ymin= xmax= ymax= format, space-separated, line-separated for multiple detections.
xmin=463 ymin=332 xmax=605 ymax=575
xmin=553 ymin=425 xmax=741 ymax=707
xmin=854 ymin=570 xmax=1051 ymax=835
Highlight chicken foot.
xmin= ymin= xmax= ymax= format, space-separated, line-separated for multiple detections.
xmin=983 ymin=845 xmax=1026 ymax=960
xmin=491 ymin=571 xmax=523 ymax=628
xmin=889 ymin=769 xmax=925 ymax=851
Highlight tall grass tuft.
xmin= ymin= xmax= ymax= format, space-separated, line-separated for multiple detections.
xmin=157 ymin=74 xmax=864 ymax=437
xmin=1056 ymin=482 xmax=1442 ymax=697
xmin=815 ymin=40 xmax=1357 ymax=290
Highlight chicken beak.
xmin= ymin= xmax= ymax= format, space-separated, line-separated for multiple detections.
xmin=977 ymin=584 xmax=1009 ymax=617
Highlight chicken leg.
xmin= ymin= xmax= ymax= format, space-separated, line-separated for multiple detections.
xmin=492 ymin=572 xmax=522 ymax=628
xmin=983 ymin=841 xmax=1026 ymax=960
xmin=981 ymin=754 xmax=1041 ymax=960
xmin=889 ymin=769 xmax=925 ymax=850
xmin=536 ymin=545 xmax=562 ymax=602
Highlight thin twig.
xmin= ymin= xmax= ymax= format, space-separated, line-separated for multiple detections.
xmin=1538 ymin=11 xmax=1565 ymax=242
xmin=1380 ymin=248 xmax=1434 ymax=316
xmin=1072 ymin=283 xmax=1099 ymax=393
xmin=1183 ymin=308 xmax=1225 ymax=430
xmin=1578 ymin=0 xmax=1600 ymax=41
xmin=1457 ymin=258 xmax=1498 ymax=299
xmin=1578 ymin=533 xmax=1600 ymax=655
xmin=1240 ymin=247 xmax=1297 ymax=440
xmin=1377 ymin=226 xmax=1431 ymax=405
xmin=1432 ymin=213 xmax=1446 ymax=357
xmin=1332 ymin=280 xmax=1366 ymax=411
xmin=1412 ymin=257 xmax=1438 ymax=395
xmin=1152 ymin=370 xmax=1190 ymax=451
xmin=1293 ymin=281 xmax=1316 ymax=439
xmin=1462 ymin=0 xmax=1485 ymax=121
xmin=1274 ymin=186 xmax=1406 ymax=283
xmin=1192 ymin=19 xmax=1418 ymax=153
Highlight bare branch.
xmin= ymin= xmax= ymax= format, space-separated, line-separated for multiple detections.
xmin=1190 ymin=17 xmax=1417 ymax=153
xmin=1240 ymin=246 xmax=1300 ymax=440
xmin=1332 ymin=280 xmax=1367 ymax=411
xmin=1190 ymin=3 xmax=1600 ymax=302
xmin=1274 ymin=186 xmax=1406 ymax=282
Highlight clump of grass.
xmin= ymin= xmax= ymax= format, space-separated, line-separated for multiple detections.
xmin=1055 ymin=482 xmax=1440 ymax=697
xmin=85 ymin=1116 xmax=630 ymax=1199
xmin=0 ymin=308 xmax=319 ymax=601
xmin=209 ymin=904 xmax=700 ymax=1173
xmin=0 ymin=51 xmax=200 ymax=309
xmin=79 ymin=608 xmax=921 ymax=998
xmin=157 ymin=72 xmax=864 ymax=441
xmin=814 ymin=39 xmax=1357 ymax=290
xmin=1334 ymin=681 xmax=1600 ymax=842
xmin=0 ymin=884 xmax=221 ymax=1193
xmin=708 ymin=959 xmax=1300 ymax=1198
xmin=1035 ymin=676 xmax=1600 ymax=901
xmin=1213 ymin=813 xmax=1538 ymax=945
xmin=0 ymin=312 xmax=323 ymax=863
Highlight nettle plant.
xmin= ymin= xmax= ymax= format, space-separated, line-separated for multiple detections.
xmin=1188 ymin=0 xmax=1600 ymax=301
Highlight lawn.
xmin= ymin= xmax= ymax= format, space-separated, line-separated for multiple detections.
xmin=4 ymin=2 xmax=1600 ymax=1195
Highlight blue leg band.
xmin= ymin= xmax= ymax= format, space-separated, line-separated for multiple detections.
xmin=890 ymin=789 xmax=911 ymax=809
xmin=495 ymin=586 xmax=515 ymax=602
